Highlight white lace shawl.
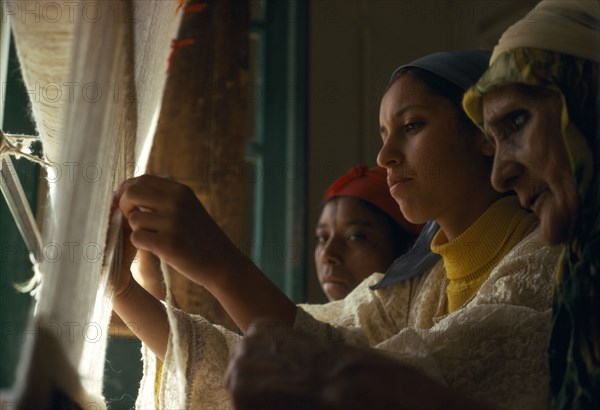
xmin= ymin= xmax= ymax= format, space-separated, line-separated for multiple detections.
xmin=136 ymin=229 xmax=559 ymax=409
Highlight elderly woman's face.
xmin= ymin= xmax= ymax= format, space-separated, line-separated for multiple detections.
xmin=482 ymin=84 xmax=579 ymax=245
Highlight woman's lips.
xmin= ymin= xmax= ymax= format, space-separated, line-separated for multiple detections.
xmin=530 ymin=189 xmax=549 ymax=216
xmin=320 ymin=274 xmax=349 ymax=290
xmin=522 ymin=188 xmax=549 ymax=213
xmin=388 ymin=176 xmax=414 ymax=188
xmin=322 ymin=281 xmax=349 ymax=292
xmin=388 ymin=177 xmax=414 ymax=196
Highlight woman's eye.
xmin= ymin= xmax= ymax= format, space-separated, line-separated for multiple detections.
xmin=404 ymin=121 xmax=423 ymax=134
xmin=316 ymin=234 xmax=328 ymax=244
xmin=508 ymin=110 xmax=528 ymax=131
xmin=348 ymin=233 xmax=366 ymax=241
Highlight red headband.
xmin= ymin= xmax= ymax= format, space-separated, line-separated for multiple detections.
xmin=323 ymin=165 xmax=423 ymax=236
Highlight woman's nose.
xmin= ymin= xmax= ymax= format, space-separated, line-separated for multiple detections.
xmin=318 ymin=237 xmax=342 ymax=265
xmin=377 ymin=137 xmax=403 ymax=169
xmin=490 ymin=146 xmax=522 ymax=193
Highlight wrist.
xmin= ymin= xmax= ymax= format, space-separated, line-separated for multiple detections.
xmin=114 ymin=274 xmax=138 ymax=302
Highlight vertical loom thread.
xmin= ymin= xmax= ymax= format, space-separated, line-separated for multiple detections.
xmin=160 ymin=259 xmax=187 ymax=408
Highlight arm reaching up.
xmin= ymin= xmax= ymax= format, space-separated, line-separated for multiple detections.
xmin=114 ymin=174 xmax=297 ymax=332
xmin=131 ymin=248 xmax=166 ymax=301
xmin=112 ymin=214 xmax=170 ymax=360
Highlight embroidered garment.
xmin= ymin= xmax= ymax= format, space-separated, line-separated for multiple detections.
xmin=138 ymin=227 xmax=559 ymax=409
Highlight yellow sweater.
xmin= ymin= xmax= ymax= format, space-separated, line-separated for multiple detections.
xmin=430 ymin=196 xmax=538 ymax=313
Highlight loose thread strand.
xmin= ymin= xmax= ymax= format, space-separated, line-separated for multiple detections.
xmin=0 ymin=129 xmax=53 ymax=168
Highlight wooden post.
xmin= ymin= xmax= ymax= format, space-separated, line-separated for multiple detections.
xmin=146 ymin=0 xmax=249 ymax=331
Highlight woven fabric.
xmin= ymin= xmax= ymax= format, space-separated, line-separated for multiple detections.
xmin=9 ymin=1 xmax=182 ymax=406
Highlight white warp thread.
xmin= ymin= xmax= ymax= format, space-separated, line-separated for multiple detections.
xmin=8 ymin=0 xmax=182 ymax=406
xmin=160 ymin=260 xmax=187 ymax=409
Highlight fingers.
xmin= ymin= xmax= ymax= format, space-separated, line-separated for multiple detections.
xmin=127 ymin=227 xmax=181 ymax=262
xmin=129 ymin=229 xmax=162 ymax=254
xmin=126 ymin=209 xmax=187 ymax=258
xmin=118 ymin=177 xmax=180 ymax=253
xmin=124 ymin=209 xmax=161 ymax=253
xmin=121 ymin=219 xmax=137 ymax=266
xmin=113 ymin=174 xmax=234 ymax=284
xmin=131 ymin=249 xmax=166 ymax=300
xmin=127 ymin=209 xmax=161 ymax=232
xmin=117 ymin=178 xmax=161 ymax=217
xmin=116 ymin=174 xmax=188 ymax=218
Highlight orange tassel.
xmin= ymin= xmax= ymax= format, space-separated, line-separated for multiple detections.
xmin=177 ymin=1 xmax=208 ymax=14
xmin=167 ymin=39 xmax=195 ymax=73
xmin=185 ymin=3 xmax=208 ymax=13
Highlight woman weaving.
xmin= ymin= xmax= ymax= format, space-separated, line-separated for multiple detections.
xmin=228 ymin=1 xmax=599 ymax=409
xmin=113 ymin=49 xmax=560 ymax=408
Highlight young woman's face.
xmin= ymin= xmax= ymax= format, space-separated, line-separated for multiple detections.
xmin=315 ymin=197 xmax=397 ymax=301
xmin=377 ymin=74 xmax=491 ymax=226
xmin=482 ymin=84 xmax=579 ymax=245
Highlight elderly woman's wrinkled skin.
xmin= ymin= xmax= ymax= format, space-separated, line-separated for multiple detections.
xmin=482 ymin=84 xmax=579 ymax=245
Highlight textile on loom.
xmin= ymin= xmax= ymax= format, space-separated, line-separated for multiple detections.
xmin=4 ymin=1 xmax=182 ymax=406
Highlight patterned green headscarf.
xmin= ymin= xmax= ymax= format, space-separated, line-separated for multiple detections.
xmin=462 ymin=1 xmax=599 ymax=408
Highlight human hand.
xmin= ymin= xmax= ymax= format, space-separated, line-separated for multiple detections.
xmin=225 ymin=322 xmax=403 ymax=410
xmin=131 ymin=249 xmax=166 ymax=300
xmin=226 ymin=322 xmax=477 ymax=410
xmin=110 ymin=207 xmax=166 ymax=301
xmin=115 ymin=175 xmax=242 ymax=290
xmin=113 ymin=210 xmax=137 ymax=299
xmin=225 ymin=322 xmax=333 ymax=410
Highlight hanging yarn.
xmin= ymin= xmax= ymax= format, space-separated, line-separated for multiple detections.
xmin=169 ymin=1 xmax=207 ymax=72
xmin=184 ymin=3 xmax=209 ymax=13
xmin=168 ymin=39 xmax=195 ymax=73
xmin=6 ymin=0 xmax=183 ymax=407
xmin=176 ymin=0 xmax=209 ymax=14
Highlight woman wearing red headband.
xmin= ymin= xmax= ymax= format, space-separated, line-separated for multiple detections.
xmin=113 ymin=49 xmax=559 ymax=409
xmin=316 ymin=165 xmax=421 ymax=301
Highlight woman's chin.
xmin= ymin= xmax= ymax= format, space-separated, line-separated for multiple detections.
xmin=539 ymin=212 xmax=574 ymax=246
xmin=323 ymin=282 xmax=350 ymax=301
xmin=397 ymin=202 xmax=428 ymax=225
